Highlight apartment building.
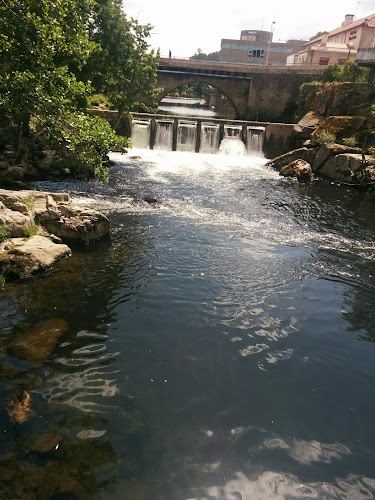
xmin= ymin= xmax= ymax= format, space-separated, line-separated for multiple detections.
xmin=220 ymin=30 xmax=304 ymax=65
xmin=287 ymin=13 xmax=375 ymax=66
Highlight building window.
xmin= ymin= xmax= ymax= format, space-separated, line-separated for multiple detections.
xmin=249 ymin=45 xmax=265 ymax=57
xmin=319 ymin=57 xmax=329 ymax=65
xmin=338 ymin=58 xmax=347 ymax=66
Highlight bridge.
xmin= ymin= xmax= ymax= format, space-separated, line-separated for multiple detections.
xmin=156 ymin=57 xmax=324 ymax=119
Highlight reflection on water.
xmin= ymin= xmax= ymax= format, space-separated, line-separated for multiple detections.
xmin=1 ymin=148 xmax=375 ymax=498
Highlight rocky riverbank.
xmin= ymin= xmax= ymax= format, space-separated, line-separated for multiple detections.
xmin=0 ymin=189 xmax=110 ymax=280
xmin=267 ymin=143 xmax=375 ymax=186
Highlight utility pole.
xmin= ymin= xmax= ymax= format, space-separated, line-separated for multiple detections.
xmin=265 ymin=21 xmax=276 ymax=65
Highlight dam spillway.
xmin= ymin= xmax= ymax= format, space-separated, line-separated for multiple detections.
xmin=130 ymin=114 xmax=265 ymax=155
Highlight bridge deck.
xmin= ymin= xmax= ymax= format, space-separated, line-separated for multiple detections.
xmin=158 ymin=57 xmax=325 ymax=76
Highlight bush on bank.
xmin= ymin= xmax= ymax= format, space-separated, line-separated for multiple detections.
xmin=0 ymin=0 xmax=159 ymax=183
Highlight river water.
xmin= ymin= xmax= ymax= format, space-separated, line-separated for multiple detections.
xmin=1 ymin=144 xmax=375 ymax=499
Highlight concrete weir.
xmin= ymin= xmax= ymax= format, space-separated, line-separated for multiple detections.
xmin=129 ymin=113 xmax=297 ymax=158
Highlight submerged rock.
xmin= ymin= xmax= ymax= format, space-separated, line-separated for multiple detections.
xmin=8 ymin=318 xmax=68 ymax=363
xmin=6 ymin=390 xmax=35 ymax=424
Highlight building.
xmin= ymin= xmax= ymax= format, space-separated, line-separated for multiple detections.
xmin=220 ymin=30 xmax=305 ymax=66
xmin=287 ymin=13 xmax=375 ymax=66
xmin=286 ymin=39 xmax=357 ymax=66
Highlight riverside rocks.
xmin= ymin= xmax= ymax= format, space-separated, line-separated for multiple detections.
xmin=280 ymin=159 xmax=314 ymax=183
xmin=267 ymin=144 xmax=375 ymax=186
xmin=0 ymin=189 xmax=111 ymax=280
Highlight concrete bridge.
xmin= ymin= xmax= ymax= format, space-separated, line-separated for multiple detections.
xmin=157 ymin=58 xmax=324 ymax=119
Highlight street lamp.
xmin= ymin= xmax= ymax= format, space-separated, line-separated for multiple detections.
xmin=265 ymin=21 xmax=276 ymax=65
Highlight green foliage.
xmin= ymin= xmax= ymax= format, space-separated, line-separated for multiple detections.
xmin=342 ymin=136 xmax=357 ymax=147
xmin=0 ymin=273 xmax=5 ymax=287
xmin=85 ymin=1 xmax=160 ymax=122
xmin=321 ymin=61 xmax=366 ymax=83
xmin=45 ymin=112 xmax=129 ymax=182
xmin=88 ymin=94 xmax=110 ymax=109
xmin=322 ymin=63 xmax=343 ymax=83
xmin=0 ymin=225 xmax=9 ymax=243
xmin=190 ymin=49 xmax=220 ymax=61
xmin=23 ymin=225 xmax=39 ymax=238
xmin=0 ymin=0 xmax=158 ymax=181
xmin=341 ymin=60 xmax=366 ymax=82
xmin=315 ymin=129 xmax=337 ymax=145
xmin=309 ymin=31 xmax=328 ymax=41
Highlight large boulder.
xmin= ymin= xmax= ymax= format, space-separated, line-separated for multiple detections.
xmin=294 ymin=111 xmax=323 ymax=140
xmin=313 ymin=116 xmax=367 ymax=144
xmin=0 ymin=201 xmax=34 ymax=237
xmin=0 ymin=189 xmax=111 ymax=243
xmin=42 ymin=209 xmax=111 ymax=242
xmin=312 ymin=143 xmax=361 ymax=172
xmin=319 ymin=154 xmax=375 ymax=184
xmin=0 ymin=235 xmax=71 ymax=278
xmin=280 ymin=159 xmax=314 ymax=183
xmin=266 ymin=147 xmax=318 ymax=171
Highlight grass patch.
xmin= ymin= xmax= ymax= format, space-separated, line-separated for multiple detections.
xmin=0 ymin=225 xmax=9 ymax=243
xmin=23 ymin=225 xmax=39 ymax=238
xmin=315 ymin=129 xmax=337 ymax=145
xmin=21 ymin=192 xmax=36 ymax=210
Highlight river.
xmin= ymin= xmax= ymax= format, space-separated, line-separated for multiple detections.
xmin=1 ymin=131 xmax=375 ymax=498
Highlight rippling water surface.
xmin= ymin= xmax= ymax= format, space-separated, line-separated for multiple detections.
xmin=1 ymin=149 xmax=375 ymax=499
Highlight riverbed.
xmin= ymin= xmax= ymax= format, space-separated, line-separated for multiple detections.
xmin=1 ymin=148 xmax=375 ymax=499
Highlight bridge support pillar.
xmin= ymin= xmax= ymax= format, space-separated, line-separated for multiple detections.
xmin=195 ymin=120 xmax=202 ymax=153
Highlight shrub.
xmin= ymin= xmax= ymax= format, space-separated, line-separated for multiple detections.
xmin=322 ymin=63 xmax=342 ymax=83
xmin=88 ymin=94 xmax=110 ymax=109
xmin=315 ymin=129 xmax=337 ymax=145
xmin=0 ymin=225 xmax=9 ymax=242
xmin=342 ymin=136 xmax=357 ymax=147
xmin=23 ymin=225 xmax=39 ymax=238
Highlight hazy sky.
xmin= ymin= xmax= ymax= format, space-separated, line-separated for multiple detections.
xmin=122 ymin=0 xmax=375 ymax=57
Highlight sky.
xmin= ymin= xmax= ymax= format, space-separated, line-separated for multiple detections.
xmin=122 ymin=0 xmax=375 ymax=57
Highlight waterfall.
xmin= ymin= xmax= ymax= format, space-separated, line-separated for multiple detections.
xmin=247 ymin=126 xmax=265 ymax=155
xmin=130 ymin=119 xmax=151 ymax=149
xmin=219 ymin=124 xmax=246 ymax=155
xmin=129 ymin=116 xmax=265 ymax=156
xmin=177 ymin=121 xmax=197 ymax=152
xmin=154 ymin=120 xmax=173 ymax=150
xmin=200 ymin=123 xmax=220 ymax=154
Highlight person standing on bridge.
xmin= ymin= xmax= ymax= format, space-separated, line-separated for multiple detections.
xmin=169 ymin=50 xmax=172 ymax=58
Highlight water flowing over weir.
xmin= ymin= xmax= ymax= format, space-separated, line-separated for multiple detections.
xmin=1 ymin=112 xmax=375 ymax=497
xmin=130 ymin=116 xmax=265 ymax=154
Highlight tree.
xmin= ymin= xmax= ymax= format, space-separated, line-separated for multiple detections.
xmin=341 ymin=60 xmax=366 ymax=82
xmin=321 ymin=61 xmax=367 ymax=83
xmin=190 ymin=49 xmax=220 ymax=61
xmin=309 ymin=31 xmax=328 ymax=41
xmin=0 ymin=0 xmax=159 ymax=180
xmin=322 ymin=63 xmax=343 ymax=82
xmin=0 ymin=0 xmax=95 ymax=139
xmin=86 ymin=0 xmax=160 ymax=127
